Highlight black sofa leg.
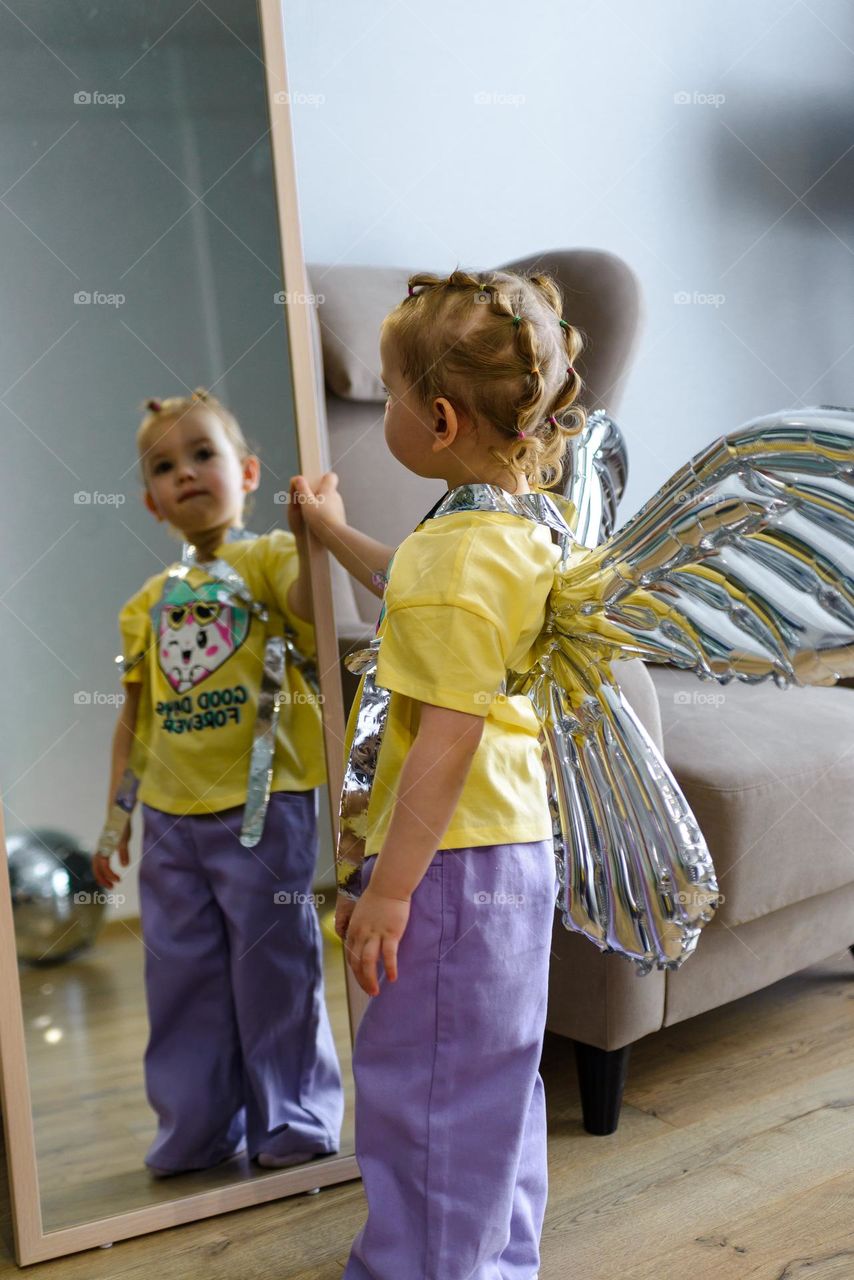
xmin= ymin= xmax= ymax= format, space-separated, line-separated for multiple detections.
xmin=572 ymin=1040 xmax=632 ymax=1135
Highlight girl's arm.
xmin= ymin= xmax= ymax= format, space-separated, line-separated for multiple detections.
xmin=316 ymin=522 xmax=396 ymax=599
xmin=343 ymin=703 xmax=485 ymax=995
xmin=369 ymin=704 xmax=484 ymax=899
xmin=290 ymin=472 xmax=395 ymax=599
xmin=93 ymin=683 xmax=141 ymax=889
xmin=108 ymin=682 xmax=141 ymax=809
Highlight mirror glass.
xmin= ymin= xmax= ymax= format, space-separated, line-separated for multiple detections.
xmin=0 ymin=0 xmax=353 ymax=1233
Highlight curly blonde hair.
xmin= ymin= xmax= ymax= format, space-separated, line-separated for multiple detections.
xmin=136 ymin=387 xmax=258 ymax=521
xmin=381 ymin=267 xmax=586 ymax=489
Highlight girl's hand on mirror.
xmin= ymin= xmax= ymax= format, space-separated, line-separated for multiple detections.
xmin=92 ymin=821 xmax=130 ymax=889
xmin=291 ymin=472 xmax=347 ymax=544
xmin=343 ymin=887 xmax=409 ymax=997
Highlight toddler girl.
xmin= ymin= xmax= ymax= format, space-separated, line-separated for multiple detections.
xmin=295 ymin=268 xmax=585 ymax=1279
xmin=94 ymin=388 xmax=343 ymax=1176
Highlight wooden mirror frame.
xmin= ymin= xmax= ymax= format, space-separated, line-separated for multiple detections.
xmin=0 ymin=0 xmax=365 ymax=1263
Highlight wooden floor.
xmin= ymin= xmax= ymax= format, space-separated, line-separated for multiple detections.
xmin=1 ymin=947 xmax=852 ymax=1277
xmin=16 ymin=916 xmax=354 ymax=1231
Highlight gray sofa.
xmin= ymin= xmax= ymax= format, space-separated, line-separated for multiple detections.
xmin=306 ymin=251 xmax=854 ymax=1133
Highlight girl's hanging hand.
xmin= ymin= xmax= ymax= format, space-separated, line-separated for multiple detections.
xmin=343 ymin=886 xmax=410 ymax=996
xmin=92 ymin=820 xmax=131 ymax=889
xmin=334 ymin=892 xmax=357 ymax=940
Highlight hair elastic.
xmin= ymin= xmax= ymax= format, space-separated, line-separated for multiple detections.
xmin=559 ymin=319 xmax=569 ymax=329
xmin=408 ymin=284 xmax=416 ymax=296
xmin=147 ymin=398 xmax=162 ymax=412
xmin=516 ymin=429 xmax=527 ymax=439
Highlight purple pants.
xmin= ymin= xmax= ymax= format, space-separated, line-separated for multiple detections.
xmin=344 ymin=838 xmax=558 ymax=1280
xmin=138 ymin=789 xmax=343 ymax=1173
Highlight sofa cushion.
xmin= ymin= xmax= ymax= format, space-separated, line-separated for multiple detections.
xmin=307 ymin=264 xmax=410 ymax=402
xmin=648 ymin=664 xmax=854 ymax=927
xmin=308 ymin=251 xmax=645 ymax=415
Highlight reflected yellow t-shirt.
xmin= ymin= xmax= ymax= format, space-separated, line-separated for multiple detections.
xmin=120 ymin=529 xmax=326 ymax=815
xmin=344 ymin=508 xmax=563 ymax=857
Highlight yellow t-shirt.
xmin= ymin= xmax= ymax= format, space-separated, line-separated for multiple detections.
xmin=344 ymin=508 xmax=563 ymax=857
xmin=119 ymin=529 xmax=326 ymax=815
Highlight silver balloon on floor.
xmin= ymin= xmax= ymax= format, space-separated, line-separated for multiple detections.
xmin=7 ymin=830 xmax=107 ymax=965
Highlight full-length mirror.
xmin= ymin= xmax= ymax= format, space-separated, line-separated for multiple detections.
xmin=0 ymin=0 xmax=356 ymax=1264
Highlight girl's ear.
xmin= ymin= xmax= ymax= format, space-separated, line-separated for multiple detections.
xmin=431 ymin=396 xmax=460 ymax=452
xmin=242 ymin=454 xmax=262 ymax=493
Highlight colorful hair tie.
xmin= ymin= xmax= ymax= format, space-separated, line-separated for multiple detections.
xmin=559 ymin=318 xmax=569 ymax=329
xmin=512 ymin=314 xmax=521 ymax=327
xmin=548 ymin=414 xmax=558 ymax=426
xmin=408 ymin=284 xmax=416 ymax=296
xmin=517 ymin=429 xmax=527 ymax=439
xmin=567 ymin=365 xmax=575 ymax=376
xmin=147 ymin=398 xmax=162 ymax=412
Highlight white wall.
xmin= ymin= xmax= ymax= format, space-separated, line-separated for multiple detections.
xmin=283 ymin=0 xmax=854 ymax=517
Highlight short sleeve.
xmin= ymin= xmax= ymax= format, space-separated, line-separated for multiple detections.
xmin=374 ymin=601 xmax=507 ymax=716
xmin=260 ymin=530 xmax=317 ymax=657
xmin=117 ymin=592 xmax=150 ymax=686
xmin=373 ymin=515 xmax=558 ymax=716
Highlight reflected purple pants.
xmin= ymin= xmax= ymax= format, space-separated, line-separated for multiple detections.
xmin=138 ymin=790 xmax=343 ymax=1173
xmin=344 ymin=839 xmax=557 ymax=1280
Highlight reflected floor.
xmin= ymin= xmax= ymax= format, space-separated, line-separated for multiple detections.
xmin=19 ymin=913 xmax=354 ymax=1231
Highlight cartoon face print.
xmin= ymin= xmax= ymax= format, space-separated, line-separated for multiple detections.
xmin=154 ymin=578 xmax=250 ymax=694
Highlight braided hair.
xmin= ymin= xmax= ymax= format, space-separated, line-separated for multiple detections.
xmin=382 ymin=268 xmax=586 ymax=489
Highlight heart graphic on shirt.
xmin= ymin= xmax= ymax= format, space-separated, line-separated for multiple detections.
xmin=154 ymin=578 xmax=250 ymax=694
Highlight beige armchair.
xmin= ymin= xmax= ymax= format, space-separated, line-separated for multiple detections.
xmin=307 ymin=252 xmax=854 ymax=1136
